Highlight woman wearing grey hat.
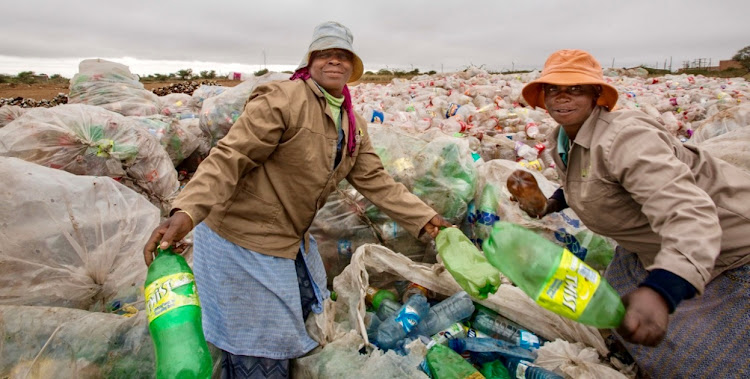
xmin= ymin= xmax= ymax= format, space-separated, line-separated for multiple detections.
xmin=143 ymin=21 xmax=450 ymax=378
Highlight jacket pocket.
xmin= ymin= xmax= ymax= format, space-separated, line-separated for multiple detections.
xmin=223 ymin=184 xmax=281 ymax=238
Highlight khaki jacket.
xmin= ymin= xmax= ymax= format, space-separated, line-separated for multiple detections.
xmin=174 ymin=79 xmax=437 ymax=259
xmin=550 ymin=107 xmax=750 ymax=293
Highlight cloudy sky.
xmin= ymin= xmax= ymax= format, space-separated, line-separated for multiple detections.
xmin=2 ymin=0 xmax=748 ymax=78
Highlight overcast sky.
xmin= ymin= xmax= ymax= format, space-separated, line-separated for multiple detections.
xmin=2 ymin=0 xmax=749 ymax=78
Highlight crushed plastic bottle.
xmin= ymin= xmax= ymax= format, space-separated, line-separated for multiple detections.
xmin=436 ymin=228 xmax=502 ymax=299
xmin=375 ymin=293 xmax=430 ymax=350
xmin=414 ymin=291 xmax=475 ymax=337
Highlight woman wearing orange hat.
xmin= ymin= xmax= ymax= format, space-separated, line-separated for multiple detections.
xmin=520 ymin=50 xmax=750 ymax=377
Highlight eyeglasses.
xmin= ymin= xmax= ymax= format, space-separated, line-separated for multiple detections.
xmin=543 ymin=84 xmax=598 ymax=97
xmin=313 ymin=49 xmax=353 ymax=62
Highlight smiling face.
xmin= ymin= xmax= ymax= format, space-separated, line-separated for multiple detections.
xmin=543 ymin=84 xmax=599 ymax=136
xmin=308 ymin=48 xmax=354 ymax=97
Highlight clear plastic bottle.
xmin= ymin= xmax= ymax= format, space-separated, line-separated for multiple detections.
xmin=448 ymin=337 xmax=537 ymax=363
xmin=483 ymin=222 xmax=625 ymax=328
xmin=364 ymin=311 xmax=382 ymax=341
xmin=505 ymin=358 xmax=564 ymax=379
xmin=471 ymin=307 xmax=541 ymax=349
xmin=375 ymin=297 xmax=402 ymax=321
xmin=414 ymin=291 xmax=475 ymax=337
xmin=430 ymin=322 xmax=467 ymax=345
xmin=374 ymin=293 xmax=430 ymax=350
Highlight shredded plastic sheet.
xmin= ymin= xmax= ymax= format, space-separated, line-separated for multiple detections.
xmin=293 ymin=330 xmax=428 ymax=379
xmin=471 ymin=159 xmax=616 ymax=271
xmin=199 ymin=72 xmax=290 ymax=145
xmin=311 ymin=243 xmax=611 ymax=360
xmin=129 ymin=114 xmax=199 ymax=166
xmin=0 ymin=157 xmax=159 ymax=311
xmin=68 ymin=59 xmax=160 ymax=117
xmin=0 ymin=105 xmax=27 ymax=127
xmin=0 ymin=104 xmax=179 ymax=212
xmin=535 ymin=339 xmax=634 ymax=379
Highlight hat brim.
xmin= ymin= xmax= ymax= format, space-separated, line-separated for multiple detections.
xmin=522 ymin=72 xmax=618 ymax=111
xmin=297 ymin=50 xmax=364 ymax=83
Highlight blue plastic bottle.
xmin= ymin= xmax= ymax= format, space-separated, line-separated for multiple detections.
xmin=414 ymin=291 xmax=475 ymax=337
xmin=505 ymin=359 xmax=563 ymax=379
xmin=374 ymin=293 xmax=430 ymax=350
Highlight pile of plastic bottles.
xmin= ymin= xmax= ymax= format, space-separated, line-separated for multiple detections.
xmin=364 ymin=284 xmax=563 ymax=378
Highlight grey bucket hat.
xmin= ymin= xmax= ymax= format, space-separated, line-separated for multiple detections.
xmin=297 ymin=21 xmax=364 ymax=83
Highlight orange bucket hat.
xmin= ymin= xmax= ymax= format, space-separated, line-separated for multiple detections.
xmin=522 ymin=49 xmax=618 ymax=110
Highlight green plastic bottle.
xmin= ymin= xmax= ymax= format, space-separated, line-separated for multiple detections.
xmin=145 ymin=247 xmax=212 ymax=378
xmin=436 ymin=227 xmax=502 ymax=299
xmin=482 ymin=222 xmax=624 ymax=328
xmin=425 ymin=341 xmax=485 ymax=379
xmin=365 ymin=286 xmax=398 ymax=310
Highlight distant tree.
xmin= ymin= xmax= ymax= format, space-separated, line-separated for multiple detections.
xmin=377 ymin=69 xmax=393 ymax=76
xmin=364 ymin=70 xmax=374 ymax=75
xmin=176 ymin=68 xmax=193 ymax=80
xmin=254 ymin=68 xmax=269 ymax=76
xmin=732 ymin=45 xmax=750 ymax=70
xmin=427 ymin=70 xmax=437 ymax=75
xmin=199 ymin=70 xmax=217 ymax=79
xmin=17 ymin=71 xmax=35 ymax=84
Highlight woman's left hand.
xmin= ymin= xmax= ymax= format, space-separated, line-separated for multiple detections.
xmin=616 ymin=287 xmax=670 ymax=346
xmin=421 ymin=214 xmax=454 ymax=239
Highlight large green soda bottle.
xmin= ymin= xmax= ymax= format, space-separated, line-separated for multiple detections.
xmin=145 ymin=247 xmax=212 ymax=378
xmin=482 ymin=222 xmax=624 ymax=328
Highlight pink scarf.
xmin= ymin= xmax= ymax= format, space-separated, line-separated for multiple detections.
xmin=291 ymin=67 xmax=357 ymax=157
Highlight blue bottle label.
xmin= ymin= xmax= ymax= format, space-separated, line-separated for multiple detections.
xmin=395 ymin=305 xmax=421 ymax=334
xmin=519 ymin=330 xmax=541 ymax=349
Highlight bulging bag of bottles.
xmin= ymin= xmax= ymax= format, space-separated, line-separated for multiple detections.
xmin=689 ymin=103 xmax=750 ymax=144
xmin=129 ymin=114 xmax=200 ymax=166
xmin=199 ymin=72 xmax=289 ymax=145
xmin=190 ymin=84 xmax=227 ymax=109
xmin=158 ymin=93 xmax=199 ymax=119
xmin=0 ymin=157 xmax=159 ymax=311
xmin=368 ymin=125 xmax=478 ymax=224
xmin=68 ymin=59 xmax=160 ymax=117
xmin=0 ymin=104 xmax=179 ymax=211
xmin=0 ymin=104 xmax=27 ymax=127
xmin=697 ymin=126 xmax=750 ymax=173
xmin=0 ymin=305 xmax=156 ymax=378
xmin=470 ymin=159 xmax=616 ymax=271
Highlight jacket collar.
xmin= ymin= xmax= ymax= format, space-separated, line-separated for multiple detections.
xmin=571 ymin=106 xmax=603 ymax=150
xmin=304 ymin=78 xmax=352 ymax=142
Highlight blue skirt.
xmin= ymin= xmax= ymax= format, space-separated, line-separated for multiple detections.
xmin=605 ymin=248 xmax=750 ymax=377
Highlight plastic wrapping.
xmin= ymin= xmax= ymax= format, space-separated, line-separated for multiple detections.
xmin=0 ymin=157 xmax=159 ymax=310
xmin=129 ymin=114 xmax=200 ymax=166
xmin=689 ymin=103 xmax=750 ymax=144
xmin=0 ymin=104 xmax=27 ymax=127
xmin=535 ymin=339 xmax=633 ymax=379
xmin=0 ymin=104 xmax=179 ymax=212
xmin=697 ymin=125 xmax=750 ymax=173
xmin=190 ymin=85 xmax=227 ymax=109
xmin=199 ymin=72 xmax=290 ymax=145
xmin=68 ymin=59 xmax=160 ymax=117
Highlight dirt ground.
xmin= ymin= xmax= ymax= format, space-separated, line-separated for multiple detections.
xmin=0 ymin=79 xmax=243 ymax=101
xmin=0 ymin=75 xmax=396 ymax=102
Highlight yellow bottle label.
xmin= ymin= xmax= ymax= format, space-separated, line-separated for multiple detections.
xmin=145 ymin=272 xmax=200 ymax=323
xmin=536 ymin=249 xmax=600 ymax=320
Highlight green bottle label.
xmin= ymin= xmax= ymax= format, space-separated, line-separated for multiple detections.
xmin=536 ymin=249 xmax=601 ymax=320
xmin=145 ymin=273 xmax=200 ymax=323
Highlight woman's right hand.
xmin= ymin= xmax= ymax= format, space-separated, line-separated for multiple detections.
xmin=143 ymin=212 xmax=194 ymax=266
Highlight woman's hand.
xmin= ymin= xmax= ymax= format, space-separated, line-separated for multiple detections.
xmin=510 ymin=196 xmax=560 ymax=219
xmin=616 ymin=287 xmax=670 ymax=346
xmin=421 ymin=214 xmax=454 ymax=239
xmin=143 ymin=212 xmax=194 ymax=266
